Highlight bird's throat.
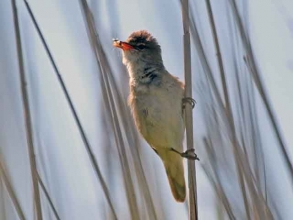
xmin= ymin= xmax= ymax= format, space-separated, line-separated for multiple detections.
xmin=128 ymin=62 xmax=163 ymax=85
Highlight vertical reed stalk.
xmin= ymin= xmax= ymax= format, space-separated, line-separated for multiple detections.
xmin=0 ymin=158 xmax=26 ymax=220
xmin=205 ymin=0 xmax=250 ymax=219
xmin=22 ymin=1 xmax=117 ymax=218
xmin=229 ymin=0 xmax=293 ymax=181
xmin=78 ymin=1 xmax=140 ymax=218
xmin=12 ymin=1 xmax=42 ymax=219
xmin=181 ymin=0 xmax=198 ymax=219
xmin=37 ymin=173 xmax=60 ymax=220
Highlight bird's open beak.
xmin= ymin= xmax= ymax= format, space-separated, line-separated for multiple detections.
xmin=113 ymin=39 xmax=134 ymax=51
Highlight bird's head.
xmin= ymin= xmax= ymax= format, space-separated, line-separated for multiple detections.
xmin=113 ymin=30 xmax=163 ymax=68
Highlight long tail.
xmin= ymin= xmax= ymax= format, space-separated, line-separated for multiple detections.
xmin=163 ymin=151 xmax=186 ymax=202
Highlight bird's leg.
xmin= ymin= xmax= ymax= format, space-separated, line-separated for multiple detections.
xmin=182 ymin=97 xmax=196 ymax=109
xmin=170 ymin=148 xmax=199 ymax=160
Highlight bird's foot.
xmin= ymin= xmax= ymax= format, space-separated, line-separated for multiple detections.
xmin=171 ymin=148 xmax=199 ymax=161
xmin=182 ymin=97 xmax=196 ymax=109
xmin=181 ymin=149 xmax=200 ymax=160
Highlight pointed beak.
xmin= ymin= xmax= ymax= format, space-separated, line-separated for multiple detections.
xmin=113 ymin=39 xmax=135 ymax=51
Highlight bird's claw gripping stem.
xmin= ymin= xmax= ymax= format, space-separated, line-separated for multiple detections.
xmin=171 ymin=148 xmax=199 ymax=161
xmin=182 ymin=97 xmax=196 ymax=109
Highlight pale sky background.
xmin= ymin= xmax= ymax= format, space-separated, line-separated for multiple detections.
xmin=0 ymin=0 xmax=293 ymax=219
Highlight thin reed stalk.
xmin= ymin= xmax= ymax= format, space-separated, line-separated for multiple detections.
xmin=205 ymin=1 xmax=250 ymax=219
xmin=37 ymin=173 xmax=60 ymax=220
xmin=1 ymin=1 xmax=290 ymax=219
xmin=101 ymin=49 xmax=158 ymax=218
xmin=0 ymin=178 xmax=7 ymax=220
xmin=78 ymin=1 xmax=141 ymax=219
xmin=228 ymin=0 xmax=293 ymax=181
xmin=181 ymin=0 xmax=198 ymax=219
xmin=112 ymin=90 xmax=158 ymax=220
xmin=189 ymin=12 xmax=225 ymax=113
xmin=12 ymin=1 xmax=43 ymax=219
xmin=109 ymin=86 xmax=158 ymax=219
xmin=201 ymin=163 xmax=235 ymax=220
xmin=0 ymin=158 xmax=26 ymax=220
xmin=96 ymin=3 xmax=158 ymax=216
xmin=22 ymin=1 xmax=117 ymax=218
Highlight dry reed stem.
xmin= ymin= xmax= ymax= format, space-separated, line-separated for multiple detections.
xmin=229 ymin=0 xmax=293 ymax=181
xmin=37 ymin=173 xmax=60 ymax=220
xmin=188 ymin=1 xmax=279 ymax=218
xmin=3 ymin=0 xmax=289 ymax=219
xmin=181 ymin=0 xmax=198 ymax=219
xmin=115 ymin=97 xmax=158 ymax=219
xmin=79 ymin=1 xmax=141 ymax=219
xmin=201 ymin=164 xmax=235 ymax=220
xmin=102 ymin=45 xmax=158 ymax=217
xmin=104 ymin=5 xmax=159 ymax=216
xmin=12 ymin=1 xmax=43 ymax=219
xmin=0 ymin=158 xmax=26 ymax=220
xmin=103 ymin=64 xmax=158 ymax=219
xmin=205 ymin=1 xmax=251 ymax=219
xmin=23 ymin=1 xmax=117 ymax=218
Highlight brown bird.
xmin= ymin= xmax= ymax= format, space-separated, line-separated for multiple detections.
xmin=113 ymin=30 xmax=197 ymax=202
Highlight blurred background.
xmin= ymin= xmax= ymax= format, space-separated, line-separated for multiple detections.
xmin=0 ymin=0 xmax=293 ymax=219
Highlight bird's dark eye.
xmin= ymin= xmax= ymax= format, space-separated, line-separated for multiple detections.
xmin=137 ymin=44 xmax=146 ymax=50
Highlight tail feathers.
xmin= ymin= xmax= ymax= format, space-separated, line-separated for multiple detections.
xmin=163 ymin=152 xmax=186 ymax=202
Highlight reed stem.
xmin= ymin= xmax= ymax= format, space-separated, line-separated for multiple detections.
xmin=12 ymin=1 xmax=43 ymax=219
xmin=181 ymin=0 xmax=198 ymax=219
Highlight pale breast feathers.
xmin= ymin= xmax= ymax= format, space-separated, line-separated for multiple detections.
xmin=128 ymin=73 xmax=185 ymax=148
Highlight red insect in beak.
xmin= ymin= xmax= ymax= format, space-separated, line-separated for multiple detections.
xmin=113 ymin=39 xmax=135 ymax=51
